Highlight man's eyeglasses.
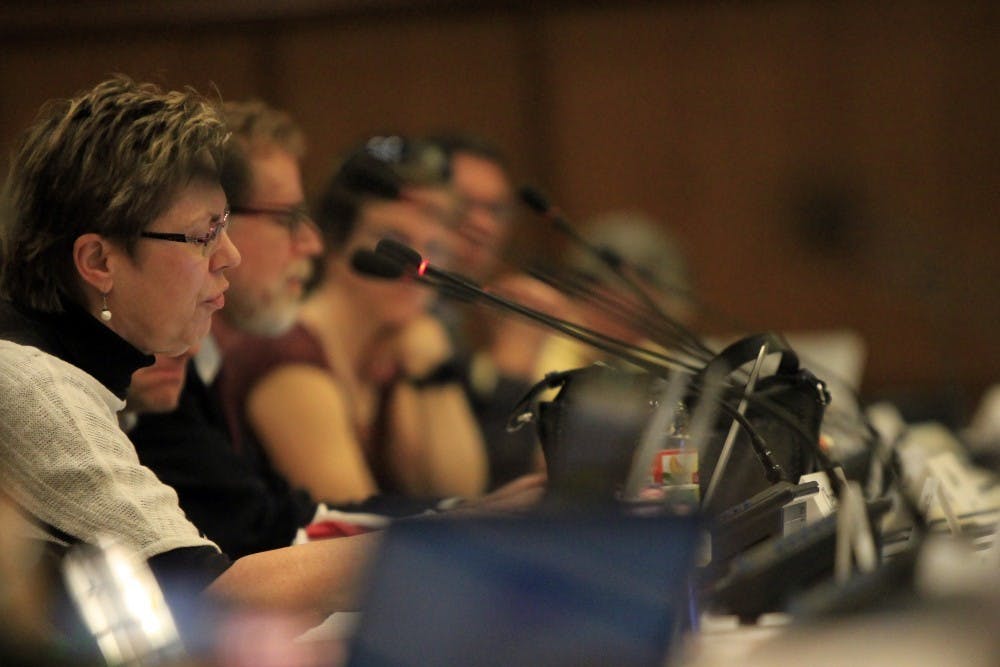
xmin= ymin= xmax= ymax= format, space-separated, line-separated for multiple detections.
xmin=461 ymin=196 xmax=514 ymax=224
xmin=139 ymin=208 xmax=230 ymax=256
xmin=229 ymin=204 xmax=313 ymax=234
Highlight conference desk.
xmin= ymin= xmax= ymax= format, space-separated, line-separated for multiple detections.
xmin=681 ymin=600 xmax=999 ymax=667
xmin=300 ymin=598 xmax=999 ymax=667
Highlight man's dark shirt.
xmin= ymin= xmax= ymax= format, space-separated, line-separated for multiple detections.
xmin=130 ymin=361 xmax=317 ymax=559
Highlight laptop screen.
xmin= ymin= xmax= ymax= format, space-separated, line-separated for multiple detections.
xmin=346 ymin=513 xmax=700 ymax=667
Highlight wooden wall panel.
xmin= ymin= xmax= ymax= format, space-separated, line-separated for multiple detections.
xmin=537 ymin=1 xmax=999 ymax=404
xmin=269 ymin=12 xmax=533 ymax=194
xmin=0 ymin=31 xmax=263 ymax=170
xmin=0 ymin=0 xmax=996 ymax=418
xmin=538 ymin=2 xmax=837 ymax=314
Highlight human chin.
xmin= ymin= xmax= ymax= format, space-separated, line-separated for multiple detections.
xmin=229 ymin=297 xmax=298 ymax=337
xmin=251 ymin=300 xmax=299 ymax=337
xmin=157 ymin=314 xmax=211 ymax=356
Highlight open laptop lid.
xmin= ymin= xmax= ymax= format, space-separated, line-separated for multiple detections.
xmin=346 ymin=513 xmax=700 ymax=667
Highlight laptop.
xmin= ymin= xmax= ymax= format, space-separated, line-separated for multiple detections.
xmin=346 ymin=512 xmax=700 ymax=667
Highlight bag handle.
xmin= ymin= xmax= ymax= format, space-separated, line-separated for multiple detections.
xmin=702 ymin=332 xmax=799 ymax=380
xmin=505 ymin=367 xmax=580 ymax=432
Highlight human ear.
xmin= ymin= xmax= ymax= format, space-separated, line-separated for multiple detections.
xmin=72 ymin=233 xmax=115 ymax=295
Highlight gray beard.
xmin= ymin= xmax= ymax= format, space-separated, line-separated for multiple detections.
xmin=221 ymin=299 xmax=298 ymax=338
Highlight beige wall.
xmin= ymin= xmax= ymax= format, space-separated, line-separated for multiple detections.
xmin=2 ymin=1 xmax=997 ymax=418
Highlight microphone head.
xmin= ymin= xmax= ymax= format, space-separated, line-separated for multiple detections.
xmin=375 ymin=238 xmax=423 ymax=268
xmin=518 ymin=185 xmax=551 ymax=214
xmin=350 ymin=249 xmax=406 ymax=279
xmin=337 ymin=151 xmax=402 ymax=200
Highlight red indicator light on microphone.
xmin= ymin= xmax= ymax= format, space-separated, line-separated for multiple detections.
xmin=418 ymin=259 xmax=429 ymax=276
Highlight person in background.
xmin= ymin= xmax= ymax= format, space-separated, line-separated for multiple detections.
xmin=221 ymin=136 xmax=489 ymax=505
xmin=130 ymin=110 xmax=541 ymax=561
xmin=425 ymin=134 xmax=513 ymax=283
xmin=536 ymin=209 xmax=697 ymax=374
xmin=121 ymin=346 xmax=198 ymax=423
xmin=0 ymin=77 xmax=381 ymax=619
xmin=128 ymin=99 xmax=325 ymax=559
xmin=426 ymin=134 xmax=572 ymax=487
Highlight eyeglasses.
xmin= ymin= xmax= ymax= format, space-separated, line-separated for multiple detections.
xmin=461 ymin=196 xmax=514 ymax=223
xmin=229 ymin=204 xmax=313 ymax=234
xmin=139 ymin=207 xmax=230 ymax=256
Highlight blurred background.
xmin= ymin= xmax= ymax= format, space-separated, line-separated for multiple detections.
xmin=2 ymin=0 xmax=997 ymax=427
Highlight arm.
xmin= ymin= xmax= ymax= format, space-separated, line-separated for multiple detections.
xmin=206 ymin=529 xmax=382 ymax=614
xmin=205 ymin=472 xmax=547 ymax=614
xmin=384 ymin=316 xmax=489 ymax=498
xmin=0 ymin=345 xmax=376 ymax=618
xmin=131 ymin=407 xmax=315 ymax=559
xmin=484 ymin=273 xmax=579 ymax=380
xmin=389 ymin=383 xmax=489 ymax=497
xmin=246 ymin=364 xmax=379 ymax=505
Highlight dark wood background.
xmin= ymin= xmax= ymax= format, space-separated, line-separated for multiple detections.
xmin=2 ymin=0 xmax=997 ymax=424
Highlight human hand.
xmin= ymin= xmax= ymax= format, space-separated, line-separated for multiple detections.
xmin=390 ymin=314 xmax=454 ymax=380
xmin=446 ymin=473 xmax=547 ymax=516
xmin=484 ymin=274 xmax=578 ymax=379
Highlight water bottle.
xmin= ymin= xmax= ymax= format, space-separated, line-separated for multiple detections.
xmin=652 ymin=402 xmax=700 ymax=513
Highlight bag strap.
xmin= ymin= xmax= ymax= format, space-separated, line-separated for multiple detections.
xmin=505 ymin=367 xmax=578 ymax=432
xmin=702 ymin=332 xmax=799 ymax=379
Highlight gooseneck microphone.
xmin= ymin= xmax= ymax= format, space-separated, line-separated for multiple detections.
xmin=517 ymin=185 xmax=714 ymax=362
xmin=351 ymin=240 xmax=788 ymax=485
xmin=337 ymin=156 xmax=704 ymax=365
xmin=517 ymin=187 xmax=594 ymax=253
xmin=354 ymin=243 xmax=699 ymax=377
xmin=350 ymin=248 xmax=406 ymax=279
xmin=519 ymin=191 xmax=845 ymax=501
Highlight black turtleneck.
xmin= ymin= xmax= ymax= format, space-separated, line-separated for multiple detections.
xmin=0 ymin=298 xmax=154 ymax=399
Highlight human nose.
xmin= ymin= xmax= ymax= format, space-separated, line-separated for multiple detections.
xmin=210 ymin=228 xmax=242 ymax=271
xmin=293 ymin=218 xmax=324 ymax=258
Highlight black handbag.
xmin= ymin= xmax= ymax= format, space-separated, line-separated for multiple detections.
xmin=509 ymin=333 xmax=831 ymax=514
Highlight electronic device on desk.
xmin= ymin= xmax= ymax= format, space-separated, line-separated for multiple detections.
xmin=345 ymin=512 xmax=701 ymax=667
xmin=786 ymin=544 xmax=921 ymax=618
xmin=708 ymin=479 xmax=821 ymax=566
xmin=705 ymin=496 xmax=893 ymax=622
xmin=894 ymin=423 xmax=1000 ymax=536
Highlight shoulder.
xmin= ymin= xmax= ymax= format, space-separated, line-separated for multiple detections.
xmin=224 ymin=323 xmax=330 ymax=389
xmin=0 ymin=339 xmax=121 ymax=412
xmin=0 ymin=337 xmax=54 ymax=370
xmin=226 ymin=323 xmax=323 ymax=362
xmin=0 ymin=341 xmax=127 ymax=457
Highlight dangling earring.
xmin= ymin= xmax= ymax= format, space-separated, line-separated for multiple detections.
xmin=100 ymin=293 xmax=112 ymax=322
